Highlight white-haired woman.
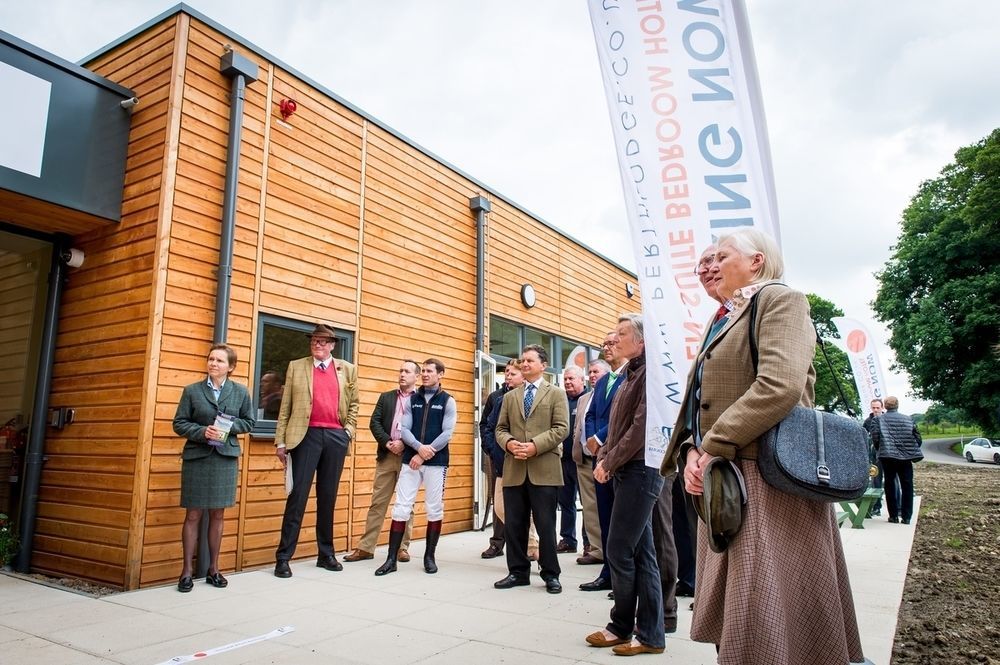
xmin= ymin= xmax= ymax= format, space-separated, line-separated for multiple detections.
xmin=661 ymin=228 xmax=866 ymax=664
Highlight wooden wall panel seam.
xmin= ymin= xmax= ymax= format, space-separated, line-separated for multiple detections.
xmin=125 ymin=13 xmax=189 ymax=590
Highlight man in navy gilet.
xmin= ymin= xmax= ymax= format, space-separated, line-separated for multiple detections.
xmin=375 ymin=358 xmax=456 ymax=576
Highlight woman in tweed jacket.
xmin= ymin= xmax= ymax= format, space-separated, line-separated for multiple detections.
xmin=661 ymin=229 xmax=865 ymax=665
xmin=172 ymin=344 xmax=255 ymax=592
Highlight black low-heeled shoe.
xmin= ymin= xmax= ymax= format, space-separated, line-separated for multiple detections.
xmin=177 ymin=576 xmax=194 ymax=593
xmin=206 ymin=571 xmax=228 ymax=588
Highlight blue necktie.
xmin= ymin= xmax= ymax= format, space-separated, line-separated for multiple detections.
xmin=524 ymin=384 xmax=535 ymax=418
xmin=318 ymin=362 xmax=326 ymax=371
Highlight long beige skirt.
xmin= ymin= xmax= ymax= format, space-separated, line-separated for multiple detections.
xmin=691 ymin=459 xmax=865 ymax=665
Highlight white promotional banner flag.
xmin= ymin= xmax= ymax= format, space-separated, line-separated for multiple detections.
xmin=588 ymin=0 xmax=781 ymax=467
xmin=831 ymin=317 xmax=889 ymax=410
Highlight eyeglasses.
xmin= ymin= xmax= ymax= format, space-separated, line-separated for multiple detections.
xmin=601 ymin=341 xmax=618 ymax=348
xmin=310 ymin=338 xmax=334 ymax=346
xmin=693 ymin=255 xmax=716 ymax=275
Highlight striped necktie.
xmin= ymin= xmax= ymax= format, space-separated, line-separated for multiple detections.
xmin=523 ymin=384 xmax=536 ymax=418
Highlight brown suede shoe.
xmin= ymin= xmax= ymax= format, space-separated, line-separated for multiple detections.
xmin=586 ymin=630 xmax=629 ymax=648
xmin=611 ymin=640 xmax=665 ymax=656
xmin=576 ymin=552 xmax=603 ymax=565
xmin=397 ymin=549 xmax=410 ymax=563
xmin=344 ymin=549 xmax=374 ymax=562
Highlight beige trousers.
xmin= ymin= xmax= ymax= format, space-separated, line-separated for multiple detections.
xmin=357 ymin=453 xmax=413 ymax=553
xmin=576 ymin=458 xmax=603 ymax=559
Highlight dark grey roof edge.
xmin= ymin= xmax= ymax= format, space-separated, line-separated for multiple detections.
xmin=1 ymin=29 xmax=135 ymax=98
xmin=78 ymin=3 xmax=636 ymax=278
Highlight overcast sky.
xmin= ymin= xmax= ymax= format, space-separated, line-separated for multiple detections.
xmin=4 ymin=1 xmax=997 ymax=413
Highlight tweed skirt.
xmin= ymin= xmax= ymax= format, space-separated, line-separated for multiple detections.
xmin=180 ymin=451 xmax=238 ymax=509
xmin=691 ymin=459 xmax=864 ymax=665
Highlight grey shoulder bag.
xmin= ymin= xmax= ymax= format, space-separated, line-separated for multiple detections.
xmin=749 ymin=286 xmax=870 ymax=502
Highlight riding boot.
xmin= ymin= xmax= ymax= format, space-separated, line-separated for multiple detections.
xmin=374 ymin=521 xmax=406 ymax=576
xmin=424 ymin=520 xmax=442 ymax=574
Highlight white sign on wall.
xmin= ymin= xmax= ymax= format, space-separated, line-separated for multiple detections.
xmin=0 ymin=61 xmax=51 ymax=178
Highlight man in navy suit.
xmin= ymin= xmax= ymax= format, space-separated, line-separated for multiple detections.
xmin=579 ymin=330 xmax=626 ymax=592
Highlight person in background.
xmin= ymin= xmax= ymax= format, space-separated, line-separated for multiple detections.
xmin=586 ymin=314 xmax=666 ymax=656
xmin=343 ymin=360 xmax=419 ymax=563
xmin=862 ymin=398 xmax=885 ymax=517
xmin=662 ymin=228 xmax=865 ymax=664
xmin=258 ymin=370 xmax=284 ymax=420
xmin=574 ymin=359 xmax=610 ymax=566
xmin=556 ymin=365 xmax=588 ymax=554
xmin=579 ymin=331 xmax=625 ymax=593
xmin=479 ymin=359 xmax=520 ymax=560
xmin=172 ymin=344 xmax=255 ymax=592
xmin=876 ymin=396 xmax=923 ymax=525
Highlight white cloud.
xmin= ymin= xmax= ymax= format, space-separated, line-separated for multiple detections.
xmin=3 ymin=0 xmax=995 ymax=413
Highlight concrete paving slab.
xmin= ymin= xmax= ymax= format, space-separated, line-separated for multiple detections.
xmin=0 ymin=501 xmax=917 ymax=665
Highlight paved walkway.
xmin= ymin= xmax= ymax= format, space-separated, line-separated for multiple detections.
xmin=0 ymin=505 xmax=917 ymax=665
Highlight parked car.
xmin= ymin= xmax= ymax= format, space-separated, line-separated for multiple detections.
xmin=962 ymin=437 xmax=1000 ymax=464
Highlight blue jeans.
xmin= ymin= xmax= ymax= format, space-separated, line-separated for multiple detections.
xmin=606 ymin=461 xmax=664 ymax=648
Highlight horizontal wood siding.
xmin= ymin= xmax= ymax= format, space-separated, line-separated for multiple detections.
xmin=137 ymin=20 xmax=272 ymax=587
xmin=354 ymin=124 xmax=479 ymax=541
xmin=487 ymin=200 xmax=640 ymax=351
xmin=33 ymin=18 xmax=180 ymax=587
xmin=33 ymin=10 xmax=638 ymax=588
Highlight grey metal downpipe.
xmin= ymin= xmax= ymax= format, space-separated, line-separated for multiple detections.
xmin=213 ymin=49 xmax=258 ymax=343
xmin=196 ymin=50 xmax=258 ymax=578
xmin=14 ymin=235 xmax=70 ymax=573
xmin=468 ymin=196 xmax=491 ymax=530
xmin=469 ymin=196 xmax=491 ymax=351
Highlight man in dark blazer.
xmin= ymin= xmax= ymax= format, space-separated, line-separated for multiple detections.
xmin=273 ymin=323 xmax=359 ymax=578
xmin=580 ymin=330 xmax=626 ymax=592
xmin=494 ymin=344 xmax=570 ymax=594
xmin=343 ymin=360 xmax=419 ymax=563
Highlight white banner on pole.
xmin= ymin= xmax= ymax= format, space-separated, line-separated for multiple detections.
xmin=588 ymin=0 xmax=780 ymax=467
xmin=831 ymin=317 xmax=889 ymax=410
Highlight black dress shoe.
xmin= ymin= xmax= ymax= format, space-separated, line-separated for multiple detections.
xmin=494 ymin=574 xmax=530 ymax=589
xmin=545 ymin=578 xmax=562 ymax=594
xmin=675 ymin=582 xmax=695 ymax=597
xmin=579 ymin=576 xmax=612 ymax=591
xmin=608 ymin=591 xmax=615 ymax=600
xmin=317 ymin=555 xmax=343 ymax=571
xmin=206 ymin=572 xmax=228 ymax=588
xmin=274 ymin=560 xmax=292 ymax=578
xmin=177 ymin=576 xmax=193 ymax=592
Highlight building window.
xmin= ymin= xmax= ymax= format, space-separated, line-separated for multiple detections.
xmin=489 ymin=317 xmax=521 ymax=360
xmin=252 ymin=315 xmax=354 ymax=436
xmin=488 ymin=316 xmax=598 ymax=380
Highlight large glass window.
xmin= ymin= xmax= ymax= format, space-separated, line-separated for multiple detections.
xmin=252 ymin=315 xmax=354 ymax=436
xmin=488 ymin=316 xmax=599 ymax=381
xmin=523 ymin=326 xmax=553 ymax=362
xmin=489 ymin=317 xmax=520 ymax=360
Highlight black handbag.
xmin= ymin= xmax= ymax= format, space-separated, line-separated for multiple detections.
xmin=748 ymin=287 xmax=870 ymax=502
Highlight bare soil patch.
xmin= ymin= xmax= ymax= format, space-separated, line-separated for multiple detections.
xmin=893 ymin=462 xmax=1000 ymax=664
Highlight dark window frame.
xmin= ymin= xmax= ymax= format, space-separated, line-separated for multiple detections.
xmin=250 ymin=314 xmax=354 ymax=438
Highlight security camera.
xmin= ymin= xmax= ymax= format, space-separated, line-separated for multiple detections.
xmin=60 ymin=248 xmax=85 ymax=268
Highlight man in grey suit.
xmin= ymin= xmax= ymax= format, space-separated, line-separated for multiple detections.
xmin=494 ymin=344 xmax=570 ymax=594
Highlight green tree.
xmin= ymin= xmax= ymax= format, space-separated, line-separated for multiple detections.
xmin=873 ymin=128 xmax=1000 ymax=436
xmin=807 ymin=293 xmax=861 ymax=416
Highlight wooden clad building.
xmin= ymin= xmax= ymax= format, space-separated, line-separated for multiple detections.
xmin=0 ymin=6 xmax=639 ymax=589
